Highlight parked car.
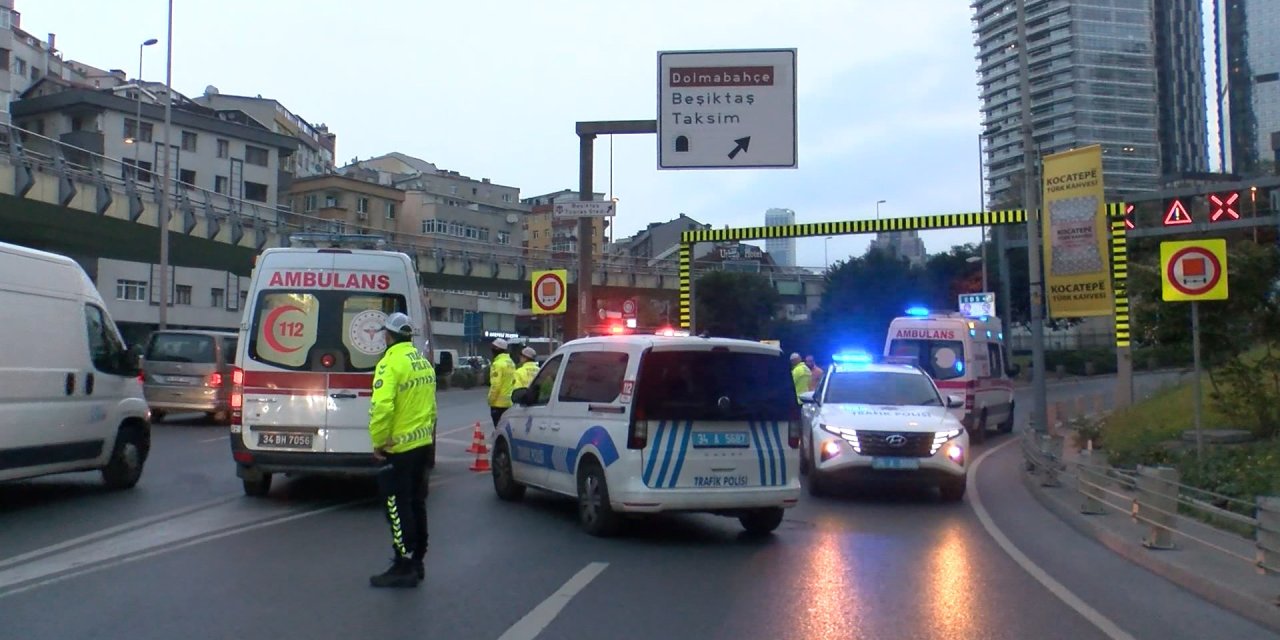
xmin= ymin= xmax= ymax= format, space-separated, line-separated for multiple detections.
xmin=142 ymin=330 xmax=239 ymax=423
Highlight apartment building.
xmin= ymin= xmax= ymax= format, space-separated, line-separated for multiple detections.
xmin=521 ymin=189 xmax=608 ymax=258
xmin=88 ymin=257 xmax=250 ymax=345
xmin=288 ymin=174 xmax=404 ymax=235
xmin=193 ymin=89 xmax=337 ymax=184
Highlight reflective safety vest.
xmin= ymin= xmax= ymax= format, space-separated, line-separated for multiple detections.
xmin=488 ymin=353 xmax=516 ymax=408
xmin=791 ymin=362 xmax=812 ymax=403
xmin=513 ymin=361 xmax=539 ymax=391
xmin=369 ymin=341 xmax=437 ymax=453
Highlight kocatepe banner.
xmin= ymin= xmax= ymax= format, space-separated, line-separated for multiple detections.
xmin=1041 ymin=145 xmax=1113 ymax=318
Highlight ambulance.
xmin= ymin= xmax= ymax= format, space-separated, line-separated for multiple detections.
xmin=228 ymin=241 xmax=432 ymax=496
xmin=882 ymin=307 xmax=1017 ymax=443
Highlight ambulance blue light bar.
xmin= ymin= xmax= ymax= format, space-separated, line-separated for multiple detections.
xmin=905 ymin=306 xmax=930 ymax=317
xmin=832 ymin=351 xmax=874 ymax=365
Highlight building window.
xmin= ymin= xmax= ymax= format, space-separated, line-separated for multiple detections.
xmin=13 ymin=56 xmax=26 ymax=77
xmin=215 ymin=175 xmax=228 ymax=194
xmin=123 ymin=159 xmax=153 ymax=183
xmin=304 ymin=194 xmax=317 ymax=211
xmin=357 ymin=197 xmax=369 ymax=214
xmin=123 ymin=119 xmax=154 ymax=143
xmin=211 ymin=287 xmax=225 ymax=308
xmin=324 ymin=193 xmax=339 ymax=208
xmin=497 ymin=230 xmax=511 ymax=245
xmin=479 ymin=228 xmax=490 ymax=241
xmin=181 ymin=131 xmax=198 ymax=152
xmin=179 ymin=169 xmax=196 ymax=188
xmin=448 ymin=308 xmax=465 ymax=323
xmin=0 ymin=48 xmax=9 ymax=71
xmin=245 ymin=145 xmax=269 ymax=167
xmin=216 ymin=138 xmax=229 ymax=159
xmin=496 ymin=291 xmax=512 ymax=300
xmin=175 ymin=285 xmax=193 ymax=306
xmin=115 ymin=279 xmax=147 ymax=301
xmin=385 ymin=202 xmax=396 ymax=219
xmin=243 ymin=181 xmax=268 ymax=202
xmin=502 ymin=194 xmax=511 ymax=202
xmin=449 ymin=185 xmax=458 ymax=195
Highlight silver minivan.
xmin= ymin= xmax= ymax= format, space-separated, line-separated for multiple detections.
xmin=142 ymin=330 xmax=238 ymax=423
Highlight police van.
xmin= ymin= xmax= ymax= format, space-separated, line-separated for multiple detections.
xmin=490 ymin=335 xmax=802 ymax=536
xmin=883 ymin=307 xmax=1017 ymax=443
xmin=229 ymin=237 xmax=433 ymax=496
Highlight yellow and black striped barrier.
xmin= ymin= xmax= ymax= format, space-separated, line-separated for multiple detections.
xmin=676 ymin=205 xmax=1132 ymax=350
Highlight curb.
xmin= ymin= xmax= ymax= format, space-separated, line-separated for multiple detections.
xmin=1021 ymin=469 xmax=1280 ymax=634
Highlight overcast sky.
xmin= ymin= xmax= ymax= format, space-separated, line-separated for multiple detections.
xmin=30 ymin=1 xmax=1046 ymax=266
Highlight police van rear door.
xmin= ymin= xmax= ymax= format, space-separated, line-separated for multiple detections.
xmin=633 ymin=344 xmax=797 ymax=490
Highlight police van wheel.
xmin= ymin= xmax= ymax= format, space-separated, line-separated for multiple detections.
xmin=492 ymin=441 xmax=525 ymax=502
xmin=739 ymin=508 xmax=785 ymax=535
xmin=577 ymin=461 xmax=622 ymax=537
xmin=102 ymin=423 xmax=149 ymax=490
xmin=242 ymin=473 xmax=272 ymax=497
xmin=998 ymin=402 xmax=1016 ymax=433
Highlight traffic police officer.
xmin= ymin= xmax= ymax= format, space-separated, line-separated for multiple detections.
xmin=790 ymin=353 xmax=811 ymax=404
xmin=368 ymin=312 xmax=436 ymax=588
xmin=488 ymin=338 xmax=515 ymax=427
xmin=513 ymin=346 xmax=540 ymax=393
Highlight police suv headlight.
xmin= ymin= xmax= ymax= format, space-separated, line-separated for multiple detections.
xmin=930 ymin=428 xmax=964 ymax=455
xmin=819 ymin=424 xmax=860 ymax=454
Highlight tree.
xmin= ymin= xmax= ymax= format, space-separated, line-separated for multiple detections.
xmin=811 ymin=249 xmax=925 ymax=358
xmin=693 ymin=271 xmax=780 ymax=339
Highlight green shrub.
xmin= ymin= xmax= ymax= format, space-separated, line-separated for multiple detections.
xmin=450 ymin=370 xmax=477 ymax=389
xmin=1208 ymin=345 xmax=1280 ymax=439
xmin=1045 ymin=348 xmax=1117 ymax=376
xmin=437 ymin=374 xmax=451 ymax=391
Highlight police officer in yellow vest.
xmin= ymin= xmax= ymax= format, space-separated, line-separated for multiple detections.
xmin=488 ymin=338 xmax=516 ymax=427
xmin=513 ymin=346 xmax=540 ymax=393
xmin=368 ymin=312 xmax=436 ymax=588
xmin=790 ymin=353 xmax=811 ymax=404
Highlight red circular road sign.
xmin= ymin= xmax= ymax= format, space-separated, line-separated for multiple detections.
xmin=1165 ymin=246 xmax=1223 ymax=296
xmin=533 ymin=272 xmax=566 ymax=312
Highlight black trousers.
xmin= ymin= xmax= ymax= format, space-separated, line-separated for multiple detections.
xmin=377 ymin=445 xmax=430 ymax=561
xmin=490 ymin=407 xmax=507 ymax=428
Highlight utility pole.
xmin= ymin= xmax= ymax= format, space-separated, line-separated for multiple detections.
xmin=157 ymin=0 xmax=174 ymax=329
xmin=1016 ymin=0 xmax=1048 ymax=433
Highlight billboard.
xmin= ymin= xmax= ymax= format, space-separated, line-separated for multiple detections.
xmin=1041 ymin=144 xmax=1113 ymax=318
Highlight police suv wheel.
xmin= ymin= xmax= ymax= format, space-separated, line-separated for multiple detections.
xmin=807 ymin=470 xmax=830 ymax=498
xmin=492 ymin=441 xmax=525 ymax=502
xmin=940 ymin=477 xmax=966 ymax=502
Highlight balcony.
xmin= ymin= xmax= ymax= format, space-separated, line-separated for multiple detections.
xmin=60 ymin=130 xmax=104 ymax=156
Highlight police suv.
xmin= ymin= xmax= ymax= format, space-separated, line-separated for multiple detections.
xmin=490 ymin=334 xmax=802 ymax=536
xmin=799 ymin=353 xmax=969 ymax=501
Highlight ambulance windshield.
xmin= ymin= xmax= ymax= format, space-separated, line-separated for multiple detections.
xmin=249 ymin=290 xmax=407 ymax=372
xmin=887 ymin=339 xmax=966 ymax=381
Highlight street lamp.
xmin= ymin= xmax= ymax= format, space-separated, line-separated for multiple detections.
xmin=823 ymin=236 xmax=833 ymax=269
xmin=875 ymin=199 xmax=886 ymax=220
xmin=157 ymin=0 xmax=174 ymax=329
xmin=966 ymin=255 xmax=988 ymax=292
xmin=129 ymin=38 xmax=158 ymax=179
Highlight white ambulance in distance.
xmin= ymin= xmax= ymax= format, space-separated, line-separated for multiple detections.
xmin=229 ymin=243 xmax=432 ymax=496
xmin=490 ymin=335 xmax=802 ymax=537
xmin=883 ymin=307 xmax=1017 ymax=443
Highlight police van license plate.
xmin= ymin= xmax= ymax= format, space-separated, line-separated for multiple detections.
xmin=258 ymin=432 xmax=313 ymax=449
xmin=872 ymin=457 xmax=920 ymax=470
xmin=692 ymin=432 xmax=749 ymax=448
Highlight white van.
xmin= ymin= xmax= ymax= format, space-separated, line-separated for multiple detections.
xmin=490 ymin=335 xmax=802 ymax=536
xmin=229 ymin=246 xmax=432 ymax=496
xmin=0 ymin=242 xmax=151 ymax=488
xmin=883 ymin=309 xmax=1017 ymax=443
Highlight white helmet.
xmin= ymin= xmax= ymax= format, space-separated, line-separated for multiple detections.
xmin=382 ymin=312 xmax=414 ymax=337
xmin=521 ymin=346 xmax=537 ymax=359
xmin=491 ymin=338 xmax=509 ymax=350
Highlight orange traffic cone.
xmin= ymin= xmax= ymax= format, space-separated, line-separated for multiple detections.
xmin=469 ymin=437 xmax=491 ymax=473
xmin=466 ymin=421 xmax=485 ymax=454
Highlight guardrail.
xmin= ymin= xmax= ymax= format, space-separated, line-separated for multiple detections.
xmin=1023 ymin=430 xmax=1279 ymax=576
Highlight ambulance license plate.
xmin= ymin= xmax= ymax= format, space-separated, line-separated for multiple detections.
xmin=692 ymin=432 xmax=750 ymax=448
xmin=258 ymin=432 xmax=313 ymax=449
xmin=872 ymin=457 xmax=920 ymax=470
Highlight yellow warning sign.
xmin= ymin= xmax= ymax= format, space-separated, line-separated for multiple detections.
xmin=1160 ymin=239 xmax=1229 ymax=302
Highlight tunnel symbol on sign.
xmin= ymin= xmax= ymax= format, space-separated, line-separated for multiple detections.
xmin=675 ymin=136 xmax=690 ymax=152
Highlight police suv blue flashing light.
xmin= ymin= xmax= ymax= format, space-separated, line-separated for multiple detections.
xmin=905 ymin=306 xmax=930 ymax=317
xmin=831 ymin=351 xmax=874 ymax=365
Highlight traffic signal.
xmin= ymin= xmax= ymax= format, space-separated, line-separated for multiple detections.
xmin=1163 ymin=198 xmax=1192 ymax=226
xmin=1124 ymin=204 xmax=1135 ymax=230
xmin=1209 ymin=191 xmax=1240 ymax=222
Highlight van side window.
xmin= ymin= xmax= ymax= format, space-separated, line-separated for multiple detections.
xmin=526 ymin=355 xmax=563 ymax=406
xmin=987 ymin=343 xmax=1004 ymax=378
xmin=84 ymin=304 xmax=128 ymax=374
xmin=558 ymin=351 xmax=629 ymax=403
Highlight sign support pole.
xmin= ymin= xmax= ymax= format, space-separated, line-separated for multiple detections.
xmin=1191 ymin=300 xmax=1203 ymax=459
xmin=1016 ymin=0 xmax=1048 ymax=433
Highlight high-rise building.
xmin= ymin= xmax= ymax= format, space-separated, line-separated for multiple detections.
xmin=867 ymin=230 xmax=927 ymax=268
xmin=1215 ymin=0 xmax=1280 ymax=175
xmin=764 ymin=208 xmax=796 ymax=267
xmin=1156 ymin=0 xmax=1211 ymax=177
xmin=974 ymin=0 xmax=1161 ymax=205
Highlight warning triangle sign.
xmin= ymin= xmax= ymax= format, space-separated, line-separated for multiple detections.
xmin=1163 ymin=199 xmax=1192 ymax=226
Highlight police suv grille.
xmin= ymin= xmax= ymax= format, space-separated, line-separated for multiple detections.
xmin=857 ymin=431 xmax=934 ymax=457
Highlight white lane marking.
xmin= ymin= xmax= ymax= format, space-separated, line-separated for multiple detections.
xmin=198 ymin=435 xmax=227 ymax=443
xmin=0 ymin=495 xmax=239 ymax=570
xmin=969 ymin=439 xmax=1137 ymax=640
xmin=497 ymin=562 xmax=609 ymax=640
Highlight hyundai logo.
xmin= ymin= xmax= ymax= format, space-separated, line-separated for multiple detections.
xmin=885 ymin=434 xmax=907 ymax=448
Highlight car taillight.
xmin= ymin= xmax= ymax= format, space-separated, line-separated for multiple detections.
xmin=137 ymin=370 xmax=146 ymax=385
xmin=230 ymin=366 xmax=244 ymax=427
xmin=207 ymin=372 xmax=223 ymax=387
xmin=788 ymin=419 xmax=801 ymax=448
xmin=627 ymin=404 xmax=648 ymax=449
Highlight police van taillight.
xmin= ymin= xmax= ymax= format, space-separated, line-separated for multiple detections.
xmin=230 ymin=366 xmax=244 ymax=429
xmin=627 ymin=405 xmax=648 ymax=450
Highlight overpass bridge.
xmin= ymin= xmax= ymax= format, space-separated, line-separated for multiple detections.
xmin=0 ymin=124 xmax=824 ymax=315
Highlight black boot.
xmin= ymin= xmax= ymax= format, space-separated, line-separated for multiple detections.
xmin=370 ymin=558 xmax=418 ymax=588
xmin=413 ymin=559 xmax=425 ymax=582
